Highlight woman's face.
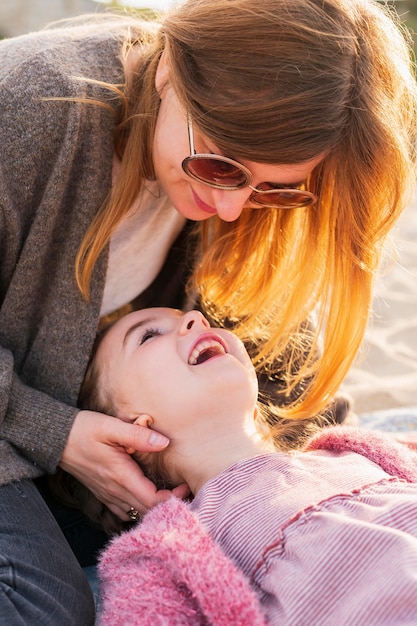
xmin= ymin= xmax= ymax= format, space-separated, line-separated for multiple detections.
xmin=96 ymin=308 xmax=258 ymax=435
xmin=152 ymin=58 xmax=323 ymax=223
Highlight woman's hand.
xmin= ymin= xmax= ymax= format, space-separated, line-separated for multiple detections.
xmin=59 ymin=410 xmax=189 ymax=521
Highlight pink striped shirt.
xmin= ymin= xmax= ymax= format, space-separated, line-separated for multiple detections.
xmin=190 ymin=451 xmax=417 ymax=625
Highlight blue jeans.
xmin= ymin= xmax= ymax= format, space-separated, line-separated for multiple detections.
xmin=0 ymin=480 xmax=95 ymax=625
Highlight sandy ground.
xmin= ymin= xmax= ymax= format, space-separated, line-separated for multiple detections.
xmin=343 ymin=195 xmax=417 ymax=414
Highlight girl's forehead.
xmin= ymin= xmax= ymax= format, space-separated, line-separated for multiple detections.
xmin=105 ymin=307 xmax=183 ymax=346
xmin=118 ymin=307 xmax=180 ymax=328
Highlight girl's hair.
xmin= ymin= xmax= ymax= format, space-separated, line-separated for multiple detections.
xmin=78 ymin=334 xmax=175 ymax=488
xmin=49 ymin=325 xmax=177 ymax=535
xmin=76 ymin=0 xmax=417 ymax=420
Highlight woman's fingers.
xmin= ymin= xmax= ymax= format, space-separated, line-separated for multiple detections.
xmin=172 ymin=483 xmax=192 ymax=500
xmin=110 ymin=482 xmax=191 ymax=522
xmin=98 ymin=412 xmax=169 ymax=451
xmin=117 ymin=465 xmax=174 ymax=512
xmin=60 ymin=410 xmax=188 ymax=517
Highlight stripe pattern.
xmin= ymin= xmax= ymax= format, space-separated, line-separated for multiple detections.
xmin=191 ymin=452 xmax=417 ymax=624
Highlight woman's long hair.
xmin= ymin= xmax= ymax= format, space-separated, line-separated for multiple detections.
xmin=76 ymin=0 xmax=417 ymax=419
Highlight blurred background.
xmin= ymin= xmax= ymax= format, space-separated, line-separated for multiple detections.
xmin=0 ymin=0 xmax=416 ymax=41
xmin=0 ymin=0 xmax=173 ymax=38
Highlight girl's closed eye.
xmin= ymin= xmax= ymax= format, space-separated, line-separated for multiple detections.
xmin=139 ymin=328 xmax=163 ymax=345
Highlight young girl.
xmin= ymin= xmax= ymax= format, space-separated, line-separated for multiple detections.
xmin=75 ymin=307 xmax=417 ymax=625
xmin=1 ymin=1 xmax=416 ymax=621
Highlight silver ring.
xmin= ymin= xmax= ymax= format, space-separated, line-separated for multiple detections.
xmin=127 ymin=506 xmax=139 ymax=521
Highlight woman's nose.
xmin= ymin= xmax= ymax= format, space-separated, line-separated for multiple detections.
xmin=212 ymin=188 xmax=253 ymax=222
xmin=179 ymin=310 xmax=210 ymax=335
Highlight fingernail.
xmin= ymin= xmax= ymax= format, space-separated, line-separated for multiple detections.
xmin=149 ymin=432 xmax=169 ymax=448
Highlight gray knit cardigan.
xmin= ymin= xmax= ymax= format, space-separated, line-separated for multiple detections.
xmin=0 ymin=18 xmax=133 ymax=484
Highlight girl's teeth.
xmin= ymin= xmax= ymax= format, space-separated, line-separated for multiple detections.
xmin=189 ymin=339 xmax=225 ymax=365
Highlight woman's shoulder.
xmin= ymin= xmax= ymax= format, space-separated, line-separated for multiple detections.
xmin=0 ymin=18 xmax=128 ymax=91
xmin=0 ymin=18 xmax=124 ymax=198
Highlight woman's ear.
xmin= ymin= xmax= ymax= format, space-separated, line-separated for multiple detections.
xmin=155 ymin=48 xmax=170 ymax=96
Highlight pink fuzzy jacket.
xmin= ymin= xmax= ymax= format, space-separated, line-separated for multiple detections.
xmin=98 ymin=427 xmax=417 ymax=625
xmin=98 ymin=490 xmax=267 ymax=626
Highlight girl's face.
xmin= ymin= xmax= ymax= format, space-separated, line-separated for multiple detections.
xmin=152 ymin=58 xmax=323 ymax=223
xmin=96 ymin=308 xmax=258 ymax=435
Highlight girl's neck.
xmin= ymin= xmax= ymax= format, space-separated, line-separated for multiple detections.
xmin=173 ymin=418 xmax=274 ymax=495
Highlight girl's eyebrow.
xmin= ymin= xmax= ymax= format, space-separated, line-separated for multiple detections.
xmin=123 ymin=317 xmax=155 ymax=347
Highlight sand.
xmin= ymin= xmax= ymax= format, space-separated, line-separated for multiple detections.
xmin=343 ymin=194 xmax=417 ymax=415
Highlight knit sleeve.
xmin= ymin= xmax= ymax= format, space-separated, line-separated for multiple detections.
xmin=0 ymin=28 xmax=117 ymax=480
xmin=305 ymin=425 xmax=417 ymax=481
xmin=0 ymin=353 xmax=79 ymax=478
xmin=0 ymin=51 xmax=84 ymax=475
xmin=98 ymin=498 xmax=267 ymax=626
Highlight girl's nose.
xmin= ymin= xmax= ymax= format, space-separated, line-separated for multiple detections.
xmin=212 ymin=188 xmax=253 ymax=222
xmin=179 ymin=310 xmax=210 ymax=335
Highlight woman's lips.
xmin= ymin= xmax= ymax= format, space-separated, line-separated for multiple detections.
xmin=191 ymin=188 xmax=217 ymax=214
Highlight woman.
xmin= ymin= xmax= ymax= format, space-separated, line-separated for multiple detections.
xmin=0 ymin=0 xmax=415 ymax=622
xmin=75 ymin=306 xmax=417 ymax=625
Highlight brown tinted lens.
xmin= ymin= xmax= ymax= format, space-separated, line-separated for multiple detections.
xmin=252 ymin=190 xmax=315 ymax=208
xmin=184 ymin=156 xmax=248 ymax=188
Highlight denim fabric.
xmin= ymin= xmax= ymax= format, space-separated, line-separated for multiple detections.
xmin=359 ymin=406 xmax=417 ymax=432
xmin=35 ymin=475 xmax=110 ymax=569
xmin=83 ymin=566 xmax=101 ymax=616
xmin=0 ymin=480 xmax=95 ymax=626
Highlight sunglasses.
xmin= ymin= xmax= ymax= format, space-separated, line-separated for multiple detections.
xmin=181 ymin=115 xmax=318 ymax=209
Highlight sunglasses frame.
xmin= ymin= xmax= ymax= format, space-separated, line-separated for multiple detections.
xmin=181 ymin=114 xmax=318 ymax=209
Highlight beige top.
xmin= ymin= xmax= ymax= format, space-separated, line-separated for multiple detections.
xmin=102 ymin=162 xmax=185 ymax=316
